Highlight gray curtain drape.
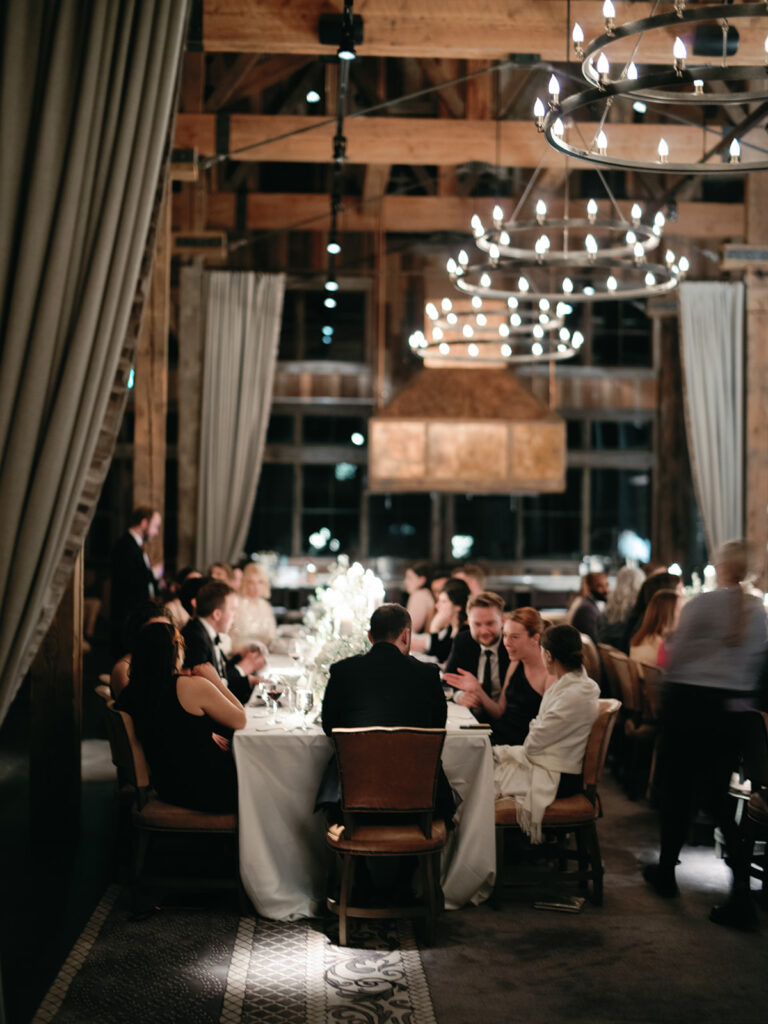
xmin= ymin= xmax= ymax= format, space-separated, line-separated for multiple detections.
xmin=0 ymin=0 xmax=189 ymax=725
xmin=195 ymin=272 xmax=286 ymax=568
xmin=678 ymin=281 xmax=745 ymax=555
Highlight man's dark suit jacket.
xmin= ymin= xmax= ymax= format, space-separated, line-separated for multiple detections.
xmin=182 ymin=616 xmax=251 ymax=705
xmin=443 ymin=629 xmax=510 ymax=683
xmin=318 ymin=641 xmax=455 ymax=820
xmin=110 ymin=531 xmax=156 ymax=656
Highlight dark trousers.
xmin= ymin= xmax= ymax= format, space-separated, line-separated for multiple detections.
xmin=656 ymin=683 xmax=751 ymax=889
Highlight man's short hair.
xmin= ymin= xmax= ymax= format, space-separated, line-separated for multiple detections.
xmin=369 ymin=603 xmax=411 ymax=643
xmin=129 ymin=506 xmax=157 ymax=527
xmin=466 ymin=591 xmax=505 ymax=615
xmin=196 ymin=580 xmax=234 ymax=618
xmin=452 ymin=563 xmax=486 ymax=586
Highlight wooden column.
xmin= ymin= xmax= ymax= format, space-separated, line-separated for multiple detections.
xmin=29 ymin=550 xmax=83 ymax=841
xmin=744 ymin=176 xmax=768 ymax=586
xmin=134 ymin=186 xmax=171 ymax=568
xmin=177 ymin=261 xmax=206 ymax=569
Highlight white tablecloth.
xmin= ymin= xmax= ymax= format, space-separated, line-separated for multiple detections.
xmin=233 ymin=700 xmax=495 ymax=920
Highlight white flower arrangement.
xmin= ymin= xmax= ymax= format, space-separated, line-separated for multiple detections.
xmin=302 ymin=555 xmax=385 ymax=696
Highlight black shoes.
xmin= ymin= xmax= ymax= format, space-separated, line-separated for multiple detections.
xmin=709 ymin=897 xmax=759 ymax=933
xmin=642 ymin=863 xmax=679 ymax=898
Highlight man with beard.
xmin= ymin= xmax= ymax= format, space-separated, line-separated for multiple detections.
xmin=110 ymin=506 xmax=163 ymax=658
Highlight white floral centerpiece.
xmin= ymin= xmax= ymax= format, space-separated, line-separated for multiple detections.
xmin=302 ymin=555 xmax=385 ymax=698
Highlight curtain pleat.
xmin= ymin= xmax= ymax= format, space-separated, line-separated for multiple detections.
xmin=195 ymin=272 xmax=286 ymax=568
xmin=0 ymin=0 xmax=189 ymax=725
xmin=678 ymin=281 xmax=744 ymax=554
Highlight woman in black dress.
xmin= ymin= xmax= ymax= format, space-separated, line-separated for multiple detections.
xmin=410 ymin=577 xmax=471 ymax=665
xmin=116 ymin=621 xmax=246 ymax=813
xmin=451 ymin=607 xmax=553 ymax=745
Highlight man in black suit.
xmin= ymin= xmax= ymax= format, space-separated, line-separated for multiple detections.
xmin=110 ymin=506 xmax=163 ymax=658
xmin=443 ymin=591 xmax=509 ymax=719
xmin=182 ymin=580 xmax=265 ymax=705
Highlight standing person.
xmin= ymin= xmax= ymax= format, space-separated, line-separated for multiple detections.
xmin=110 ymin=507 xmax=163 ymax=659
xmin=442 ymin=592 xmax=510 ymax=713
xmin=643 ymin=540 xmax=767 ymax=930
xmin=182 ymin=580 xmax=265 ymax=705
xmin=403 ymin=561 xmax=435 ymax=633
xmin=566 ymin=572 xmax=609 ymax=644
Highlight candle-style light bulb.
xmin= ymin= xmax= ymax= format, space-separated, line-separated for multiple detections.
xmin=535 ymin=198 xmax=548 ymax=224
xmin=654 ymin=210 xmax=666 ymax=231
xmin=626 ymin=230 xmax=637 ymax=245
xmin=532 ymin=341 xmax=544 ymax=356
xmin=585 ymin=233 xmax=598 ymax=259
xmin=433 ymin=327 xmax=443 ymax=340
xmin=471 ymin=213 xmax=484 ymax=236
xmin=511 ymin=312 xmax=522 ymax=326
xmin=633 ymin=242 xmax=645 ymax=263
xmin=552 ymin=118 xmax=565 ymax=138
xmin=447 ymin=257 xmax=457 ymax=274
xmin=539 ymin=298 xmax=551 ymax=311
xmin=518 ymin=276 xmax=530 ymax=293
xmin=499 ymin=323 xmax=510 ymax=338
xmin=665 ymin=249 xmax=675 ymax=266
xmin=596 ymin=129 xmax=608 ymax=155
xmin=606 ymin=275 xmax=618 ymax=291
xmin=426 ymin=302 xmax=439 ymax=320
xmin=476 ymin=313 xmax=487 ymax=327
xmin=468 ymin=343 xmax=479 ymax=357
xmin=673 ymin=37 xmax=686 ymax=74
xmin=657 ymin=137 xmax=669 ymax=163
xmin=549 ymin=74 xmax=560 ymax=100
xmin=630 ymin=203 xmax=642 ymax=225
xmin=480 ymin=272 xmax=491 ymax=288
xmin=645 ymin=272 xmax=657 ymax=287
xmin=627 ymin=62 xmax=638 ymax=81
xmin=693 ymin=78 xmax=704 ymax=95
xmin=562 ymin=277 xmax=574 ymax=294
xmin=603 ymin=0 xmax=616 ymax=33
xmin=463 ymin=324 xmax=473 ymax=338
xmin=533 ymin=97 xmax=546 ymax=129
xmin=533 ymin=324 xmax=544 ymax=340
xmin=458 ymin=249 xmax=469 ymax=266
xmin=559 ymin=327 xmax=571 ymax=343
xmin=572 ymin=331 xmax=584 ymax=349
xmin=507 ymin=296 xmax=519 ymax=310
xmin=492 ymin=204 xmax=504 ymax=226
xmin=596 ymin=51 xmax=610 ymax=85
xmin=501 ymin=343 xmax=512 ymax=357
xmin=572 ymin=22 xmax=585 ymax=58
xmin=447 ymin=312 xmax=457 ymax=324
xmin=439 ymin=342 xmax=450 ymax=355
xmin=587 ymin=198 xmax=598 ymax=223
xmin=441 ymin=297 xmax=452 ymax=312
xmin=729 ymin=138 xmax=741 ymax=163
xmin=678 ymin=256 xmax=690 ymax=276
xmin=471 ymin=295 xmax=482 ymax=309
xmin=764 ymin=34 xmax=768 ymax=65
xmin=489 ymin=243 xmax=500 ymax=262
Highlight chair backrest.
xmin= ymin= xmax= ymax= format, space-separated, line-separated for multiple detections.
xmin=638 ymin=662 xmax=662 ymax=720
xmin=104 ymin=699 xmax=151 ymax=791
xmin=582 ymin=698 xmax=621 ymax=799
xmin=597 ymin=643 xmax=622 ymax=701
xmin=332 ymin=727 xmax=446 ymax=816
xmin=608 ymin=650 xmax=642 ymax=714
xmin=580 ymin=634 xmax=601 ymax=687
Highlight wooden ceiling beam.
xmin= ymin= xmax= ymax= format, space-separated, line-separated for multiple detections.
xmin=178 ymin=191 xmax=744 ymax=240
xmin=176 ymin=112 xmax=715 ymax=167
xmin=202 ymin=1 xmax=768 ymax=64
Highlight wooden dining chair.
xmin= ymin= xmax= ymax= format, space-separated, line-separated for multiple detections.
xmin=326 ymin=727 xmax=448 ymax=946
xmin=638 ymin=662 xmax=663 ymax=800
xmin=103 ymin=700 xmax=239 ymax=905
xmin=608 ymin=650 xmax=654 ymax=798
xmin=493 ymin=698 xmax=621 ymax=907
xmin=580 ymin=634 xmax=602 ymax=689
xmin=597 ymin=643 xmax=623 ymax=702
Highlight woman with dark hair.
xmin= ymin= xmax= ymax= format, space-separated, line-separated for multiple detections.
xmin=116 ymin=621 xmax=246 ymax=813
xmin=450 ymin=608 xmax=552 ymax=745
xmin=492 ymin=625 xmax=600 ymax=843
xmin=403 ymin=561 xmax=435 ymax=634
xmin=629 ymin=589 xmax=681 ymax=669
xmin=410 ymin=577 xmax=470 ymax=664
xmin=109 ymin=600 xmax=172 ymax=698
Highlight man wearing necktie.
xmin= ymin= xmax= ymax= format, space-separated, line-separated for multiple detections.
xmin=110 ymin=506 xmax=164 ymax=658
xmin=443 ymin=592 xmax=509 ymax=721
xmin=182 ymin=580 xmax=265 ymax=704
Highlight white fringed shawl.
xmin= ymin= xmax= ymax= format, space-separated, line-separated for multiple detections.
xmin=493 ymin=668 xmax=600 ymax=843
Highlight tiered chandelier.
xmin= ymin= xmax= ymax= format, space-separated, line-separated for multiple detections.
xmin=540 ymin=1 xmax=768 ymax=174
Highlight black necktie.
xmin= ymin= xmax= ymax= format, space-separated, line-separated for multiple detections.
xmin=482 ymin=650 xmax=493 ymax=696
xmin=213 ymin=634 xmax=225 ymax=675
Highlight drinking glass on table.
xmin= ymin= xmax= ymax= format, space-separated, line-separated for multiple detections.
xmin=295 ymin=687 xmax=314 ymax=730
xmin=266 ymin=675 xmax=285 ymax=724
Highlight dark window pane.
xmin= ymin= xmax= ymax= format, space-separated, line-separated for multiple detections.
xmin=369 ymin=494 xmax=432 ymax=559
xmin=302 ymin=416 xmax=366 ymax=446
xmin=591 ymin=301 xmax=652 ymax=367
xmin=279 ymin=290 xmax=366 ymax=362
xmin=247 ymin=465 xmax=294 ymax=554
xmin=452 ymin=495 xmax=518 ymax=559
xmin=302 ymin=465 xmax=362 ymax=556
xmin=522 ymin=469 xmax=582 ymax=558
xmin=590 ymin=468 xmax=651 ymax=557
xmin=590 ymin=420 xmax=652 ymax=449
xmin=266 ymin=415 xmax=294 ymax=444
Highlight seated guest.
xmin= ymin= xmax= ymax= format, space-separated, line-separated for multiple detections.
xmin=208 ymin=561 xmax=235 ymax=584
xmin=182 ymin=580 xmax=265 ymax=705
xmin=403 ymin=561 xmax=435 ymax=633
xmin=230 ymin=563 xmax=277 ymax=650
xmin=164 ymin=567 xmax=202 ymax=631
xmin=318 ymin=603 xmax=454 ymax=823
xmin=597 ymin=566 xmax=645 ymax=652
xmin=410 ymin=578 xmax=470 ymax=664
xmin=566 ymin=572 xmax=609 ymax=644
xmin=443 ymin=592 xmax=509 ymax=712
xmin=453 ymin=609 xmax=554 ymax=745
xmin=629 ymin=589 xmax=681 ymax=671
xmin=118 ymin=621 xmax=245 ymax=813
xmin=451 ymin=563 xmax=486 ymax=595
xmin=493 ymin=625 xmax=600 ymax=843
xmin=623 ymin=571 xmax=682 ymax=649
xmin=430 ymin=567 xmax=451 ymax=602
xmin=110 ymin=599 xmax=172 ymax=698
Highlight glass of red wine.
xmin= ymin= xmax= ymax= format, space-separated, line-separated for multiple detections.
xmin=266 ymin=676 xmax=285 ymax=724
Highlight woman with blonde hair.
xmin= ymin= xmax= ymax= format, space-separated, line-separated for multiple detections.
xmin=229 ymin=562 xmax=277 ymax=650
xmin=629 ymin=589 xmax=681 ymax=668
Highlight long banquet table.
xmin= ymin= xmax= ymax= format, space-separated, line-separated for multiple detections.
xmin=233 ymin=696 xmax=496 ymax=921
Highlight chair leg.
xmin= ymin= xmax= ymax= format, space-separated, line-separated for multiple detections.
xmin=491 ymin=827 xmax=505 ymax=909
xmin=338 ymin=855 xmax=354 ymax=947
xmin=583 ymin=824 xmax=604 ymax=905
xmin=422 ymin=855 xmax=437 ymax=947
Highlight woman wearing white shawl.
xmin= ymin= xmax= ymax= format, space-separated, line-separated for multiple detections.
xmin=493 ymin=625 xmax=600 ymax=843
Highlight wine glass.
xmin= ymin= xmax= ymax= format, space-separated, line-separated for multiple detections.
xmin=295 ymin=688 xmax=314 ymax=730
xmin=266 ymin=676 xmax=285 ymax=724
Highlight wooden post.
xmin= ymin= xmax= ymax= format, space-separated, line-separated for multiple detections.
xmin=134 ymin=185 xmax=171 ymax=568
xmin=177 ymin=261 xmax=206 ymax=569
xmin=29 ymin=549 xmax=84 ymax=842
